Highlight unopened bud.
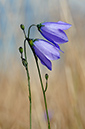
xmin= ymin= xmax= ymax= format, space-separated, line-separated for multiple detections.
xmin=45 ymin=73 xmax=49 ymax=80
xmin=19 ymin=47 xmax=23 ymax=54
xmin=20 ymin=24 xmax=25 ymax=30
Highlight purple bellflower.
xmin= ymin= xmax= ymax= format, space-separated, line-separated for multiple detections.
xmin=37 ymin=21 xmax=71 ymax=46
xmin=29 ymin=39 xmax=60 ymax=70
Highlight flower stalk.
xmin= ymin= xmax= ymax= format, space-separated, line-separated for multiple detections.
xmin=34 ymin=57 xmax=51 ymax=129
xmin=24 ymin=40 xmax=32 ymax=129
xmin=19 ymin=25 xmax=32 ymax=129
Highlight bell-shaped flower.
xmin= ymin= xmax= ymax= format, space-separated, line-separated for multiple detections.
xmin=29 ymin=39 xmax=61 ymax=70
xmin=37 ymin=21 xmax=71 ymax=46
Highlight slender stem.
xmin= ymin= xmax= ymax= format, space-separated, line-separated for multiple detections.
xmin=45 ymin=80 xmax=48 ymax=92
xmin=28 ymin=24 xmax=36 ymax=38
xmin=24 ymin=39 xmax=27 ymax=60
xmin=26 ymin=66 xmax=31 ymax=129
xmin=23 ymin=30 xmax=26 ymax=39
xmin=24 ymin=40 xmax=32 ymax=129
xmin=34 ymin=55 xmax=51 ymax=129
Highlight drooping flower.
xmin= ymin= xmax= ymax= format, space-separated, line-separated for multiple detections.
xmin=37 ymin=21 xmax=71 ymax=46
xmin=29 ymin=39 xmax=60 ymax=70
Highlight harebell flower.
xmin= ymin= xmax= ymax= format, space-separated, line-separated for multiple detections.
xmin=19 ymin=21 xmax=71 ymax=129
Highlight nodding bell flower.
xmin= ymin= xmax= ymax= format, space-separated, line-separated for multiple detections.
xmin=37 ymin=21 xmax=71 ymax=46
xmin=29 ymin=39 xmax=60 ymax=70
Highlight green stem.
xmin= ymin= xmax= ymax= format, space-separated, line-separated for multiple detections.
xmin=26 ymin=66 xmax=31 ymax=129
xmin=24 ymin=39 xmax=27 ymax=60
xmin=28 ymin=24 xmax=36 ymax=38
xmin=24 ymin=40 xmax=32 ymax=129
xmin=34 ymin=55 xmax=51 ymax=129
xmin=44 ymin=80 xmax=48 ymax=92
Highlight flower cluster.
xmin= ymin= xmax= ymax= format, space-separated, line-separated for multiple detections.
xmin=29 ymin=21 xmax=71 ymax=70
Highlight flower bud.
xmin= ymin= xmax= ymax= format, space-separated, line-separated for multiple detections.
xmin=45 ymin=73 xmax=49 ymax=80
xmin=19 ymin=47 xmax=23 ymax=54
xmin=22 ymin=58 xmax=28 ymax=67
xmin=20 ymin=24 xmax=25 ymax=30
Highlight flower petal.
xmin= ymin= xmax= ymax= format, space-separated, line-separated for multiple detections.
xmin=40 ymin=28 xmax=68 ymax=44
xmin=41 ymin=21 xmax=72 ymax=30
xmin=33 ymin=39 xmax=60 ymax=60
xmin=33 ymin=44 xmax=52 ymax=70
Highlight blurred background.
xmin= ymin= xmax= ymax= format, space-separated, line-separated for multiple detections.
xmin=0 ymin=0 xmax=85 ymax=128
